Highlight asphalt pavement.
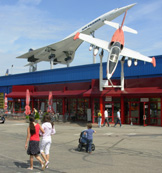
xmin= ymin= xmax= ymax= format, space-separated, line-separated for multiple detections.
xmin=0 ymin=120 xmax=162 ymax=173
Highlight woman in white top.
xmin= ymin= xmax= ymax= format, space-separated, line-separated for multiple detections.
xmin=40 ymin=114 xmax=56 ymax=168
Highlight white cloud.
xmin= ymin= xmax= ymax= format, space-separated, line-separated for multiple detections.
xmin=0 ymin=2 xmax=80 ymax=55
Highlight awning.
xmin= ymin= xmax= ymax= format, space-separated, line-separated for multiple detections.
xmin=6 ymin=92 xmax=33 ymax=98
xmin=124 ymin=87 xmax=162 ymax=96
xmin=7 ymin=87 xmax=162 ymax=99
xmin=33 ymin=90 xmax=87 ymax=98
xmin=83 ymin=88 xmax=122 ymax=97
xmin=83 ymin=87 xmax=162 ymax=97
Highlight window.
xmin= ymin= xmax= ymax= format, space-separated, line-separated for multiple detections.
xmin=150 ymin=98 xmax=161 ymax=126
xmin=94 ymin=98 xmax=100 ymax=123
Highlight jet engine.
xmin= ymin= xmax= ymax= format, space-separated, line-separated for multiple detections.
xmin=127 ymin=57 xmax=132 ymax=67
xmin=134 ymin=59 xmax=138 ymax=66
xmin=89 ymin=44 xmax=93 ymax=51
xmin=93 ymin=46 xmax=99 ymax=56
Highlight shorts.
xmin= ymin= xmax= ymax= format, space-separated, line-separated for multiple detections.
xmin=40 ymin=139 xmax=51 ymax=155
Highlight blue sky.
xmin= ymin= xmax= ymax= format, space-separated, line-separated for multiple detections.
xmin=0 ymin=0 xmax=162 ymax=75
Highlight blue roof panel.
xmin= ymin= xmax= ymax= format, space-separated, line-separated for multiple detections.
xmin=0 ymin=55 xmax=161 ymax=87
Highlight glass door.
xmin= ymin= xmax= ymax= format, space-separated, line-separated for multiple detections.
xmin=113 ymin=102 xmax=121 ymax=124
xmin=130 ymin=102 xmax=140 ymax=125
xmin=149 ymin=98 xmax=161 ymax=126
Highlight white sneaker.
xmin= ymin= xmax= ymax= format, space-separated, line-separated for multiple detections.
xmin=45 ymin=161 xmax=49 ymax=168
xmin=41 ymin=163 xmax=45 ymax=171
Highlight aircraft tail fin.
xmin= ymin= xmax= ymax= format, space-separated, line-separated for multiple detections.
xmin=104 ymin=21 xmax=137 ymax=34
xmin=104 ymin=21 xmax=119 ymax=29
xmin=122 ymin=25 xmax=138 ymax=34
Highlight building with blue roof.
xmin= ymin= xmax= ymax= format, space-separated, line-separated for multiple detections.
xmin=0 ymin=55 xmax=162 ymax=126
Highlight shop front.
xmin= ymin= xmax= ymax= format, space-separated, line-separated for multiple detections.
xmin=123 ymin=97 xmax=161 ymax=126
xmin=5 ymin=78 xmax=162 ymax=126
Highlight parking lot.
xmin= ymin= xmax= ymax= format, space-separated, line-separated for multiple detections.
xmin=0 ymin=120 xmax=162 ymax=173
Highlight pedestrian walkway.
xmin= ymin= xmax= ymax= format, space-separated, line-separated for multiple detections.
xmin=1 ymin=120 xmax=162 ymax=172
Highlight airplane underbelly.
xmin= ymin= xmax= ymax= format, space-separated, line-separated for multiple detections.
xmin=109 ymin=61 xmax=117 ymax=74
xmin=106 ymin=43 xmax=120 ymax=79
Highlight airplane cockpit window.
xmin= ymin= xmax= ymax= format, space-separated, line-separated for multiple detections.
xmin=110 ymin=54 xmax=118 ymax=63
xmin=110 ymin=45 xmax=120 ymax=63
xmin=113 ymin=42 xmax=121 ymax=48
xmin=111 ymin=46 xmax=120 ymax=55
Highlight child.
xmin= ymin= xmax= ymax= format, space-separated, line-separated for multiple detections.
xmin=84 ymin=123 xmax=96 ymax=154
xmin=40 ymin=114 xmax=56 ymax=168
xmin=25 ymin=115 xmax=46 ymax=171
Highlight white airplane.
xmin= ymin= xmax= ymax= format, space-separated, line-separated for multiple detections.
xmin=74 ymin=10 xmax=156 ymax=80
xmin=16 ymin=4 xmax=136 ymax=71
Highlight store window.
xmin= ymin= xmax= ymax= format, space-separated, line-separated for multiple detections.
xmin=21 ymin=99 xmax=25 ymax=112
xmin=14 ymin=99 xmax=20 ymax=112
xmin=130 ymin=102 xmax=139 ymax=124
xmin=77 ymin=98 xmax=89 ymax=121
xmin=150 ymin=98 xmax=161 ymax=126
xmin=78 ymin=98 xmax=84 ymax=120
xmin=94 ymin=98 xmax=99 ymax=123
xmin=57 ymin=99 xmax=63 ymax=114
xmin=8 ymin=101 xmax=13 ymax=113
xmin=33 ymin=99 xmax=39 ymax=111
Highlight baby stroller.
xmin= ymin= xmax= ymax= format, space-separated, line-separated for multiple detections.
xmin=77 ymin=130 xmax=95 ymax=152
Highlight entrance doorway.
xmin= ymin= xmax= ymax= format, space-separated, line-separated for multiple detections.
xmin=104 ymin=99 xmax=120 ymax=124
xmin=124 ymin=99 xmax=140 ymax=125
xmin=105 ymin=103 xmax=113 ymax=123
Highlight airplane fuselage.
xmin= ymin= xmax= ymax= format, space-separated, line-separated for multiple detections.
xmin=107 ymin=28 xmax=124 ymax=79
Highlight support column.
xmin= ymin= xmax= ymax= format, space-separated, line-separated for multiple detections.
xmin=121 ymin=57 xmax=125 ymax=91
xmin=93 ymin=48 xmax=96 ymax=64
xmin=91 ymin=98 xmax=94 ymax=123
xmin=121 ymin=96 xmax=124 ymax=124
xmin=143 ymin=102 xmax=146 ymax=127
xmin=100 ymin=97 xmax=103 ymax=124
xmin=67 ymin=61 xmax=70 ymax=67
xmin=99 ymin=50 xmax=103 ymax=91
xmin=50 ymin=58 xmax=54 ymax=69
xmin=161 ymin=97 xmax=162 ymax=127
xmin=62 ymin=98 xmax=65 ymax=120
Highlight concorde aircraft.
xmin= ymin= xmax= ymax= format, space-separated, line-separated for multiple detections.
xmin=16 ymin=4 xmax=136 ymax=71
xmin=73 ymin=10 xmax=156 ymax=80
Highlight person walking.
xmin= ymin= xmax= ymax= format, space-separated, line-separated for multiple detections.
xmin=114 ymin=108 xmax=122 ymax=127
xmin=84 ymin=123 xmax=96 ymax=154
xmin=25 ymin=115 xmax=46 ymax=171
xmin=40 ymin=114 xmax=56 ymax=168
xmin=97 ymin=110 xmax=102 ymax=128
xmin=103 ymin=109 xmax=109 ymax=127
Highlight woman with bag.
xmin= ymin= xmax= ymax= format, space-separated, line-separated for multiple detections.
xmin=40 ymin=114 xmax=56 ymax=168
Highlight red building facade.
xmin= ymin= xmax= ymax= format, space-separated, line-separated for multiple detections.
xmin=7 ymin=77 xmax=162 ymax=126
